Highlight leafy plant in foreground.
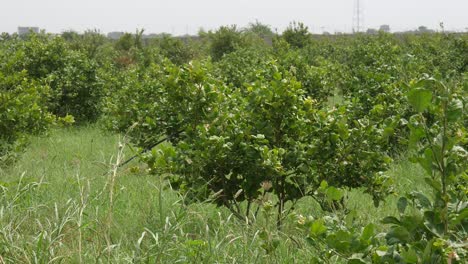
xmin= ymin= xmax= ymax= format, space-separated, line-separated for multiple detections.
xmin=302 ymin=77 xmax=467 ymax=263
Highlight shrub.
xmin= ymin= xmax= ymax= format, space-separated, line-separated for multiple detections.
xmin=48 ymin=51 xmax=103 ymax=122
xmin=215 ymin=47 xmax=273 ymax=88
xmin=1 ymin=34 xmax=104 ymax=122
xmin=153 ymin=35 xmax=195 ymax=65
xmin=281 ymin=21 xmax=311 ymax=49
xmin=206 ymin=26 xmax=245 ymax=61
xmin=301 ymin=77 xmax=467 ymax=264
xmin=0 ymin=71 xmax=54 ymax=163
xmin=139 ymin=61 xmax=393 ymax=224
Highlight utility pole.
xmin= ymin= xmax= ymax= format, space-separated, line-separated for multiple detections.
xmin=353 ymin=0 xmax=364 ymax=33
xmin=357 ymin=0 xmax=360 ymax=32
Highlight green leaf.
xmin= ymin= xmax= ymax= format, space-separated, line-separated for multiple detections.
xmin=348 ymin=258 xmax=367 ymax=264
xmin=400 ymin=247 xmax=419 ymax=263
xmin=407 ymin=88 xmax=432 ymax=112
xmin=345 ymin=210 xmax=358 ymax=227
xmin=319 ymin=180 xmax=328 ymax=190
xmin=411 ymin=192 xmax=432 ymax=208
xmin=418 ymin=149 xmax=435 ymax=176
xmin=423 ymin=211 xmax=445 ymax=237
xmin=382 ymin=216 xmax=401 ymax=225
xmin=309 ymin=219 xmax=327 ymax=237
xmin=326 ymin=230 xmax=352 ymax=252
xmin=452 ymin=208 xmax=468 ymax=226
xmin=385 ymin=226 xmax=410 ymax=245
xmin=326 ymin=186 xmax=344 ymax=201
xmin=382 ymin=126 xmax=395 ymax=140
xmin=397 ymin=197 xmax=408 ymax=215
xmin=447 ymin=99 xmax=463 ymax=122
xmin=361 ymin=223 xmax=376 ymax=242
xmin=185 ymin=239 xmax=206 ymax=247
xmin=409 ymin=126 xmax=425 ymax=149
xmin=424 ymin=177 xmax=441 ymax=193
xmin=400 ymin=214 xmax=424 ymax=233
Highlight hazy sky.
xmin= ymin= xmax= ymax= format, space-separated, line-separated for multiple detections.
xmin=2 ymin=0 xmax=467 ymax=35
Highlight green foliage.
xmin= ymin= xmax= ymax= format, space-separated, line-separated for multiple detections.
xmin=115 ymin=33 xmax=135 ymax=52
xmin=62 ymin=29 xmax=107 ymax=59
xmin=1 ymin=34 xmax=103 ymax=122
xmin=2 ymin=23 xmax=467 ymax=260
xmin=47 ymin=51 xmax=103 ymax=122
xmin=302 ymin=77 xmax=467 ymax=263
xmin=245 ymin=20 xmax=275 ymax=39
xmin=281 ymin=21 xmax=311 ymax=49
xmin=0 ymin=72 xmax=54 ymax=163
xmin=153 ymin=35 xmax=195 ymax=65
xmin=402 ymin=78 xmax=467 ymax=263
xmin=215 ymin=47 xmax=273 ymax=88
xmin=307 ymin=105 xmax=394 ymax=205
xmin=170 ymin=65 xmax=314 ymax=220
xmin=274 ymin=47 xmax=341 ymax=105
xmin=206 ymin=25 xmax=246 ymax=61
xmin=103 ymin=59 xmax=224 ymax=149
xmin=107 ymin=59 xmax=394 ymax=224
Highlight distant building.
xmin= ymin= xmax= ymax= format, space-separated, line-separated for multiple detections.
xmin=18 ymin=27 xmax=39 ymax=35
xmin=379 ymin=25 xmax=391 ymax=33
xmin=417 ymin=26 xmax=434 ymax=33
xmin=107 ymin=32 xmax=125 ymax=39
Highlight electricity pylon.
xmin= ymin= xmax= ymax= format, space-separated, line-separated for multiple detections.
xmin=353 ymin=0 xmax=364 ymax=33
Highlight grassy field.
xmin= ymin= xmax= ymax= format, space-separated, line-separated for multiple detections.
xmin=0 ymin=126 xmax=429 ymax=263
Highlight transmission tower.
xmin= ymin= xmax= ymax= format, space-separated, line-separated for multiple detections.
xmin=353 ymin=0 xmax=364 ymax=33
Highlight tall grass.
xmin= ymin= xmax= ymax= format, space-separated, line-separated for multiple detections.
xmin=0 ymin=126 xmax=427 ymax=263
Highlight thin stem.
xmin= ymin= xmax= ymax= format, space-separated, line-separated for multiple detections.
xmin=440 ymin=84 xmax=449 ymax=234
xmin=276 ymin=179 xmax=285 ymax=230
xmin=246 ymin=200 xmax=252 ymax=224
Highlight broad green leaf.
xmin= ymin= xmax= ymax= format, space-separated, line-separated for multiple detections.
xmin=385 ymin=226 xmax=410 ymax=245
xmin=397 ymin=197 xmax=408 ymax=215
xmin=409 ymin=126 xmax=425 ymax=148
xmin=447 ymin=99 xmax=463 ymax=122
xmin=424 ymin=177 xmax=441 ymax=192
xmin=345 ymin=210 xmax=358 ymax=227
xmin=418 ymin=149 xmax=435 ymax=176
xmin=400 ymin=247 xmax=419 ymax=263
xmin=423 ymin=211 xmax=445 ymax=237
xmin=452 ymin=208 xmax=468 ymax=226
xmin=382 ymin=216 xmax=401 ymax=225
xmin=411 ymin=192 xmax=432 ymax=208
xmin=361 ymin=223 xmax=376 ymax=241
xmin=326 ymin=186 xmax=344 ymax=201
xmin=309 ymin=219 xmax=327 ymax=237
xmin=407 ymin=88 xmax=432 ymax=112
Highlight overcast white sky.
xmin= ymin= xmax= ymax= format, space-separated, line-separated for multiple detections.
xmin=2 ymin=0 xmax=467 ymax=35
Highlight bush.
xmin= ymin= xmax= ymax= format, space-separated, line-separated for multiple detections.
xmin=1 ymin=34 xmax=104 ymax=122
xmin=153 ymin=35 xmax=195 ymax=65
xmin=0 ymin=71 xmax=54 ymax=163
xmin=215 ymin=47 xmax=273 ymax=88
xmin=301 ymin=77 xmax=467 ymax=264
xmin=281 ymin=21 xmax=311 ymax=49
xmin=206 ymin=26 xmax=245 ymax=61
xmin=103 ymin=59 xmax=224 ymax=148
xmin=135 ymin=61 xmax=393 ymax=224
xmin=48 ymin=51 xmax=103 ymax=122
